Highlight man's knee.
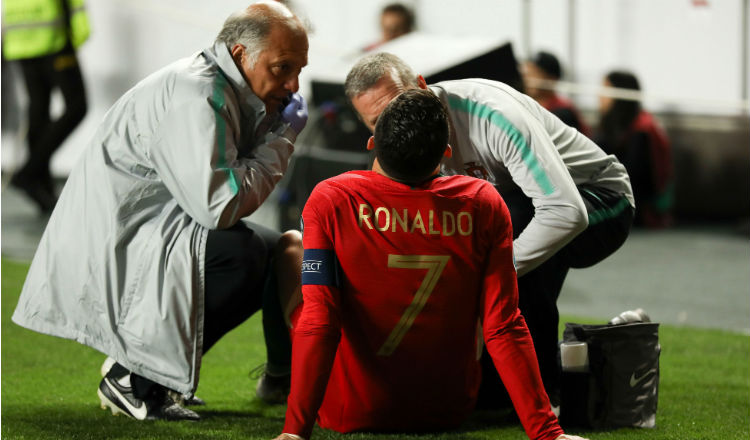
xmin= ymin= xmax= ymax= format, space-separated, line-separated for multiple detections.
xmin=207 ymin=225 xmax=269 ymax=276
xmin=276 ymin=230 xmax=302 ymax=260
xmin=236 ymin=227 xmax=269 ymax=268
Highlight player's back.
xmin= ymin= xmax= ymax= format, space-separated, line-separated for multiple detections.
xmin=305 ymin=170 xmax=512 ymax=433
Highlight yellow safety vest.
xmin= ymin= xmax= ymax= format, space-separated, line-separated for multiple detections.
xmin=2 ymin=0 xmax=90 ymax=60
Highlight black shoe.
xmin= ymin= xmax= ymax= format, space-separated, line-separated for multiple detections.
xmin=185 ymin=396 xmax=206 ymax=406
xmin=167 ymin=390 xmax=206 ymax=407
xmin=98 ymin=376 xmax=200 ymax=421
xmin=101 ymin=357 xmax=205 ymax=406
xmin=250 ymin=364 xmax=290 ymax=405
xmin=148 ymin=393 xmax=202 ymax=421
xmin=10 ymin=175 xmax=57 ymax=213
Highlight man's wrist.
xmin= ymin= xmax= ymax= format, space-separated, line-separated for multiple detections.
xmin=271 ymin=122 xmax=298 ymax=143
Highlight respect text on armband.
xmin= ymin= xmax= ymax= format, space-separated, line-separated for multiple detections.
xmin=357 ymin=204 xmax=473 ymax=236
xmin=302 ymin=249 xmax=340 ymax=287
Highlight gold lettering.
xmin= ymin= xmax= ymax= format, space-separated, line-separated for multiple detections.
xmin=428 ymin=210 xmax=440 ymax=235
xmin=362 ymin=206 xmax=471 ymax=237
xmin=359 ymin=204 xmax=373 ymax=229
xmin=375 ymin=207 xmax=390 ymax=231
xmin=411 ymin=211 xmax=426 ymax=234
xmin=458 ymin=212 xmax=473 ymax=236
xmin=442 ymin=211 xmax=456 ymax=236
xmin=392 ymin=208 xmax=408 ymax=232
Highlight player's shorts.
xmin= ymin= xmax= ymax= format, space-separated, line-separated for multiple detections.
xmin=560 ymin=185 xmax=634 ymax=269
xmin=500 ymin=185 xmax=633 ymax=270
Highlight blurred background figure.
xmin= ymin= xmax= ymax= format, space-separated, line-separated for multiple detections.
xmin=597 ymin=71 xmax=673 ymax=228
xmin=364 ymin=2 xmax=415 ymax=51
xmin=522 ymin=51 xmax=590 ymax=136
xmin=2 ymin=0 xmax=89 ymax=214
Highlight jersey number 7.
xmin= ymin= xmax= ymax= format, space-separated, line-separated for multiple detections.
xmin=377 ymin=254 xmax=451 ymax=356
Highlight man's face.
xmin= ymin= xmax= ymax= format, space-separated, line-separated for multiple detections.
xmin=522 ymin=61 xmax=548 ymax=100
xmin=350 ymin=74 xmax=405 ymax=132
xmin=380 ymin=11 xmax=409 ymax=42
xmin=236 ymin=25 xmax=308 ymax=114
xmin=599 ymin=78 xmax=614 ymax=113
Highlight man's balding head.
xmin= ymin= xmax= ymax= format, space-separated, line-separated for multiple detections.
xmin=216 ymin=1 xmax=306 ymax=68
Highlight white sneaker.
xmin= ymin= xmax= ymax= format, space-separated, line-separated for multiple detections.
xmin=100 ymin=356 xmax=205 ymax=406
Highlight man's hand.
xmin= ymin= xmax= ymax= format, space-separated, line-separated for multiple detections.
xmin=272 ymin=434 xmax=305 ymax=440
xmin=556 ymin=434 xmax=590 ymax=440
xmin=281 ymin=93 xmax=308 ymax=134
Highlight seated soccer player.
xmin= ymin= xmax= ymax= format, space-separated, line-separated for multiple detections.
xmin=273 ymin=89 xmax=589 ymax=440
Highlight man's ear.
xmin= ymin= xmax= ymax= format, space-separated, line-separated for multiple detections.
xmin=367 ymin=136 xmax=375 ymax=151
xmin=444 ymin=144 xmax=453 ymax=158
xmin=417 ymin=75 xmax=428 ymax=89
xmin=230 ymin=44 xmax=245 ymax=64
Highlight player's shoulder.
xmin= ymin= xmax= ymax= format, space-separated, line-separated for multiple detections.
xmin=309 ymin=170 xmax=372 ymax=198
xmin=432 ymin=176 xmax=510 ymax=229
xmin=327 ymin=170 xmax=370 ymax=183
xmin=317 ymin=170 xmax=371 ymax=190
xmin=432 ymin=174 xmax=501 ymax=201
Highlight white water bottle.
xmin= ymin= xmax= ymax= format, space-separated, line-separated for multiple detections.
xmin=560 ymin=341 xmax=589 ymax=372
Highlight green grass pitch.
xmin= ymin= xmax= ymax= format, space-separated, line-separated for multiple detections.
xmin=2 ymin=258 xmax=748 ymax=439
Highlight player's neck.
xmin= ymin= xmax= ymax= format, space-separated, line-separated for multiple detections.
xmin=372 ymin=158 xmax=440 ymax=186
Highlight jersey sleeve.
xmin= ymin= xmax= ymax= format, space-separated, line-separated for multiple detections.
xmin=283 ymin=184 xmax=342 ymax=439
xmin=479 ymin=187 xmax=565 ymax=440
xmin=474 ymin=89 xmax=588 ymax=276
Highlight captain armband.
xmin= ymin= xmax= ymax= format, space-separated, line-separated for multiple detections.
xmin=301 ymin=249 xmax=341 ymax=288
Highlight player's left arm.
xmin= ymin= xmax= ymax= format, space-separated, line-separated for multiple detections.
xmin=478 ymin=186 xmax=564 ymax=440
xmin=282 ymin=187 xmax=342 ymax=440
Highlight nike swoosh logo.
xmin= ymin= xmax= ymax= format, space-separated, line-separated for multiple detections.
xmin=629 ymin=368 xmax=656 ymax=387
xmin=105 ymin=377 xmax=148 ymax=419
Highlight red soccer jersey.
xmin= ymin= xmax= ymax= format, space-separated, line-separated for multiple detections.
xmin=283 ymin=171 xmax=563 ymax=440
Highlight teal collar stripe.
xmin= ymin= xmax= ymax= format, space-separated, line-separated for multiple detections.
xmin=212 ymin=73 xmax=239 ymax=195
xmin=588 ymin=195 xmax=631 ymax=225
xmin=446 ymin=96 xmax=555 ymax=195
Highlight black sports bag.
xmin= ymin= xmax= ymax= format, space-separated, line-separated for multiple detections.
xmin=559 ymin=321 xmax=660 ymax=429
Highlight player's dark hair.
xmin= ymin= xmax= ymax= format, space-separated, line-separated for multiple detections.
xmin=374 ymin=89 xmax=449 ymax=185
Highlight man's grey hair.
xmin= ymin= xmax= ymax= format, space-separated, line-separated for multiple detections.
xmin=344 ymin=52 xmax=419 ymax=100
xmin=215 ymin=2 xmax=305 ymax=68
